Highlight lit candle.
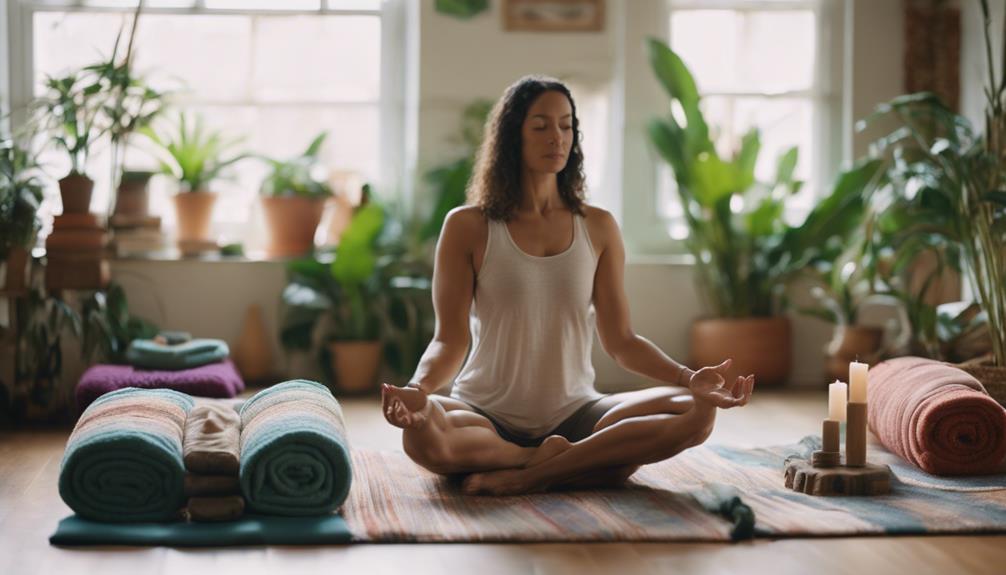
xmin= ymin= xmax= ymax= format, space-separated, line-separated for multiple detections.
xmin=850 ymin=361 xmax=869 ymax=403
xmin=828 ymin=380 xmax=847 ymax=422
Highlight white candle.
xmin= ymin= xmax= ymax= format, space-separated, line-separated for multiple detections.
xmin=850 ymin=361 xmax=869 ymax=403
xmin=828 ymin=380 xmax=848 ymax=422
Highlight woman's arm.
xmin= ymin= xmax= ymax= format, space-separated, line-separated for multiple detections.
xmin=407 ymin=207 xmax=480 ymax=395
xmin=588 ymin=208 xmax=695 ymax=387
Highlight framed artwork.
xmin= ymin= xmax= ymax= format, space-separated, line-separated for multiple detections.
xmin=503 ymin=0 xmax=605 ymax=32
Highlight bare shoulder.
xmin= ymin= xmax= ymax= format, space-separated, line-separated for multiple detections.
xmin=581 ymin=204 xmax=621 ymax=255
xmin=441 ymin=205 xmax=488 ymax=251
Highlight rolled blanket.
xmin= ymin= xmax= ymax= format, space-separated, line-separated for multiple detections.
xmin=868 ymin=357 xmax=1006 ymax=476
xmin=126 ymin=338 xmax=230 ymax=370
xmin=184 ymin=403 xmax=241 ymax=475
xmin=239 ymin=380 xmax=352 ymax=516
xmin=59 ymin=388 xmax=194 ymax=522
xmin=76 ymin=360 xmax=245 ymax=413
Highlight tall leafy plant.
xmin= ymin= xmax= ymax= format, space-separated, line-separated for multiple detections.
xmin=259 ymin=132 xmax=333 ymax=199
xmin=140 ymin=112 xmax=247 ymax=192
xmin=81 ymin=283 xmax=159 ymax=364
xmin=861 ymin=0 xmax=1006 ymax=366
xmin=646 ymin=38 xmax=882 ymax=318
xmin=34 ymin=72 xmax=107 ymax=178
xmin=0 ymin=133 xmax=45 ymax=260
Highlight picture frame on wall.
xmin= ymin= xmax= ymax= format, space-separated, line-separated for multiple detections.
xmin=503 ymin=0 xmax=605 ymax=32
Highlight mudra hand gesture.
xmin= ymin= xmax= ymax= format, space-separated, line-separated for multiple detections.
xmin=686 ymin=358 xmax=754 ymax=409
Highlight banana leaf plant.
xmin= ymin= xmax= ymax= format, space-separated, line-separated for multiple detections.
xmin=140 ymin=112 xmax=248 ymax=192
xmin=857 ymin=0 xmax=1006 ymax=366
xmin=646 ymin=37 xmax=882 ymax=318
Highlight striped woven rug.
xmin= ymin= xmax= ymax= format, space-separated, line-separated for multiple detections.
xmin=344 ymin=439 xmax=1006 ymax=542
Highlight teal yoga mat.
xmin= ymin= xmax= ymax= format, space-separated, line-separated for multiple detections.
xmin=49 ymin=514 xmax=352 ymax=547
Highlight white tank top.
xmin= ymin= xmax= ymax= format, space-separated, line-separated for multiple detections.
xmin=451 ymin=212 xmax=602 ymax=436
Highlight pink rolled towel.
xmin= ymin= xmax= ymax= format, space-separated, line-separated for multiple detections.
xmin=868 ymin=356 xmax=1006 ymax=476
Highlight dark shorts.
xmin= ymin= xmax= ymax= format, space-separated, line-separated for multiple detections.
xmin=464 ymin=395 xmax=622 ymax=448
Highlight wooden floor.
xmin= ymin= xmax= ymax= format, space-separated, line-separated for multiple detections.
xmin=2 ymin=389 xmax=1005 ymax=575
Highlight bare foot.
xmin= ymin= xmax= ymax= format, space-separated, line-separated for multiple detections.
xmin=524 ymin=435 xmax=572 ymax=468
xmin=462 ymin=468 xmax=542 ymax=496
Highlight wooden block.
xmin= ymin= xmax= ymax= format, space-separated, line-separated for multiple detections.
xmin=53 ymin=213 xmax=101 ymax=230
xmin=822 ymin=419 xmax=840 ymax=452
xmin=784 ymin=456 xmax=892 ymax=496
xmin=846 ymin=402 xmax=867 ymax=467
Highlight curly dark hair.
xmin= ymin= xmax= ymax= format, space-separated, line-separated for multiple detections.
xmin=467 ymin=75 xmax=587 ymax=221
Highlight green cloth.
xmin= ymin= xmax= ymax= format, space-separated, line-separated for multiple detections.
xmin=49 ymin=514 xmax=352 ymax=546
xmin=689 ymin=483 xmax=756 ymax=541
xmin=58 ymin=388 xmax=194 ymax=523
xmin=239 ymin=380 xmax=353 ymax=516
xmin=126 ymin=338 xmax=230 ymax=370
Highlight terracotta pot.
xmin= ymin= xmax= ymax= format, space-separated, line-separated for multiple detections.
xmin=825 ymin=325 xmax=884 ymax=381
xmin=58 ymin=173 xmax=94 ymax=214
xmin=262 ymin=196 xmax=327 ymax=257
xmin=328 ymin=340 xmax=382 ymax=394
xmin=956 ymin=356 xmax=1006 ymax=409
xmin=173 ymin=191 xmax=217 ymax=242
xmin=690 ymin=316 xmax=792 ymax=387
xmin=2 ymin=247 xmax=30 ymax=291
xmin=114 ymin=171 xmax=154 ymax=217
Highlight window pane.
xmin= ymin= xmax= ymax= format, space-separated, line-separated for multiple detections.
xmin=253 ymin=16 xmax=380 ymax=102
xmin=671 ymin=9 xmax=815 ymax=94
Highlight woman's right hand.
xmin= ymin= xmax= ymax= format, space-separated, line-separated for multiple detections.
xmin=381 ymin=383 xmax=430 ymax=429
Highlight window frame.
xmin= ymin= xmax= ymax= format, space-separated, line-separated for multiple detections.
xmin=4 ymin=0 xmax=410 ymax=255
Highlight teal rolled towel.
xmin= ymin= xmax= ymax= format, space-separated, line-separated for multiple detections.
xmin=58 ymin=388 xmax=194 ymax=522
xmin=239 ymin=380 xmax=353 ymax=516
xmin=126 ymin=338 xmax=230 ymax=370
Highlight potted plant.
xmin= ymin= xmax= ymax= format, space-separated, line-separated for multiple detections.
xmin=280 ymin=188 xmax=388 ymax=393
xmin=646 ymin=38 xmax=880 ymax=386
xmin=140 ymin=112 xmax=247 ymax=244
xmin=259 ymin=132 xmax=333 ymax=257
xmin=34 ymin=71 xmax=108 ymax=215
xmin=861 ymin=0 xmax=1006 ymax=390
xmin=81 ymin=282 xmax=159 ymax=364
xmin=0 ymin=133 xmax=45 ymax=291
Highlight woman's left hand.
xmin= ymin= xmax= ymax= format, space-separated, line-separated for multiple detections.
xmin=687 ymin=358 xmax=755 ymax=409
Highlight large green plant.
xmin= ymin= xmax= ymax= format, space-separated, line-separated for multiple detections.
xmin=860 ymin=0 xmax=1006 ymax=366
xmin=646 ymin=38 xmax=881 ymax=318
xmin=140 ymin=112 xmax=247 ymax=192
xmin=0 ymin=134 xmax=45 ymax=260
xmin=259 ymin=132 xmax=333 ymax=199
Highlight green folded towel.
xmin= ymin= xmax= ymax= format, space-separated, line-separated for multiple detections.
xmin=126 ymin=338 xmax=229 ymax=370
xmin=58 ymin=387 xmax=194 ymax=522
xmin=239 ymin=380 xmax=353 ymax=516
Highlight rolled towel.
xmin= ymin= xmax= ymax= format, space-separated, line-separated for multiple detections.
xmin=184 ymin=474 xmax=240 ymax=497
xmin=76 ymin=360 xmax=245 ymax=413
xmin=184 ymin=403 xmax=241 ymax=475
xmin=126 ymin=338 xmax=230 ymax=371
xmin=239 ymin=380 xmax=352 ymax=516
xmin=59 ymin=388 xmax=194 ymax=522
xmin=187 ymin=496 xmax=245 ymax=522
xmin=868 ymin=357 xmax=1006 ymax=476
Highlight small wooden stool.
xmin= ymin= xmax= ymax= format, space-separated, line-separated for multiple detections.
xmin=783 ymin=454 xmax=892 ymax=496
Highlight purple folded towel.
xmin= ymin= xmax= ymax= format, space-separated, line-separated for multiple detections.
xmin=76 ymin=360 xmax=245 ymax=412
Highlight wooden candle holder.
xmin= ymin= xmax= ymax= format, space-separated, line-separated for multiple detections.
xmin=783 ymin=454 xmax=892 ymax=496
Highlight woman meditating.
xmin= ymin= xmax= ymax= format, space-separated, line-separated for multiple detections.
xmin=381 ymin=75 xmax=754 ymax=496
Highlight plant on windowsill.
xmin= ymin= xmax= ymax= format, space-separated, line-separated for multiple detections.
xmin=646 ymin=37 xmax=884 ymax=386
xmin=140 ymin=112 xmax=248 ymax=249
xmin=258 ymin=132 xmax=333 ymax=258
xmin=858 ymin=0 xmax=1006 ymax=402
xmin=33 ymin=71 xmax=108 ymax=216
xmin=279 ymin=185 xmax=387 ymax=393
xmin=0 ymin=131 xmax=45 ymax=292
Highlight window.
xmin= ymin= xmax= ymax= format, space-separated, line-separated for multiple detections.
xmin=662 ymin=0 xmax=837 ymax=239
xmin=15 ymin=0 xmax=388 ymax=254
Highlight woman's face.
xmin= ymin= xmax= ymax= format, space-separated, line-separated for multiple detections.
xmin=520 ymin=90 xmax=574 ymax=176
